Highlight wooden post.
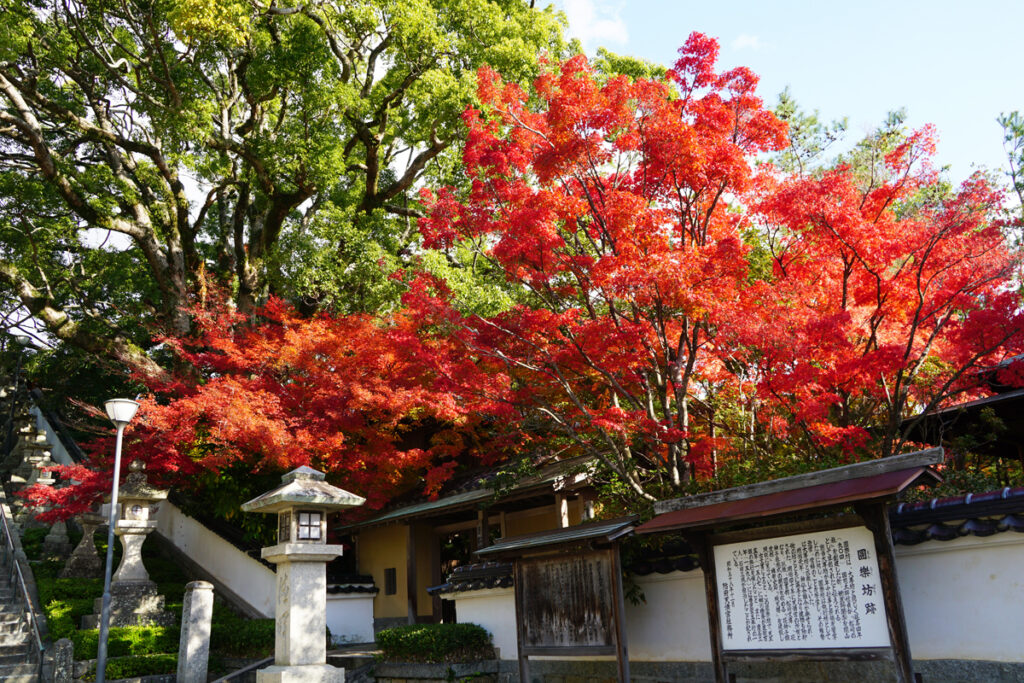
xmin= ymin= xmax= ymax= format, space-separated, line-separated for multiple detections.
xmin=555 ymin=493 xmax=569 ymax=528
xmin=406 ymin=525 xmax=418 ymax=624
xmin=856 ymin=502 xmax=916 ymax=683
xmin=476 ymin=509 xmax=490 ymax=549
xmin=690 ymin=533 xmax=728 ymax=683
xmin=430 ymin=532 xmax=442 ymax=622
xmin=512 ymin=560 xmax=530 ymax=683
xmin=610 ymin=546 xmax=631 ymax=683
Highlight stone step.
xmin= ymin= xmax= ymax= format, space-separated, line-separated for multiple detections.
xmin=0 ymin=661 xmax=37 ymax=683
xmin=0 ymin=620 xmax=26 ymax=637
xmin=0 ymin=632 xmax=29 ymax=650
xmin=0 ymin=646 xmax=33 ymax=667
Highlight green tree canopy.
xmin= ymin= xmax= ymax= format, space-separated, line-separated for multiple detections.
xmin=0 ymin=0 xmax=565 ymax=380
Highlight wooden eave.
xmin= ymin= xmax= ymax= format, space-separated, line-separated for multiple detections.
xmin=637 ymin=465 xmax=940 ymax=536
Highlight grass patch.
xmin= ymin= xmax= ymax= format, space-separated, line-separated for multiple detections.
xmin=81 ymin=654 xmax=179 ymax=682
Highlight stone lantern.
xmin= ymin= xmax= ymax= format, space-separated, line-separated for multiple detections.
xmin=82 ymin=460 xmax=174 ymax=628
xmin=242 ymin=466 xmax=365 ymax=683
xmin=113 ymin=460 xmax=168 ymax=584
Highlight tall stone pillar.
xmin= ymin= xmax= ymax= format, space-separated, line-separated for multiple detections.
xmin=177 ymin=581 xmax=215 ymax=683
xmin=241 ymin=466 xmax=365 ymax=683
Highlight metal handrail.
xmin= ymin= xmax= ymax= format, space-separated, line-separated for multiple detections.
xmin=0 ymin=499 xmax=44 ymax=672
xmin=210 ymin=655 xmax=274 ymax=682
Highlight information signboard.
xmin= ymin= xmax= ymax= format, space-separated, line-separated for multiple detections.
xmin=515 ymin=550 xmax=616 ymax=652
xmin=714 ymin=526 xmax=890 ymax=650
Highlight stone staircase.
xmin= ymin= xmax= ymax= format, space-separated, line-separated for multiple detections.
xmin=0 ymin=382 xmax=49 ymax=681
xmin=0 ymin=563 xmax=38 ymax=682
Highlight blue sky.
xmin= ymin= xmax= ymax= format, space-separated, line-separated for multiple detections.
xmin=549 ymin=0 xmax=1023 ymax=185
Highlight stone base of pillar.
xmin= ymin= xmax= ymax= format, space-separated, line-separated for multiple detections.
xmin=59 ymin=549 xmax=103 ymax=578
xmin=256 ymin=664 xmax=345 ymax=683
xmin=80 ymin=581 xmax=175 ymax=629
xmin=42 ymin=521 xmax=73 ymax=559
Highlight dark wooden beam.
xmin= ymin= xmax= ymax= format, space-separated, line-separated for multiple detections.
xmin=610 ymin=546 xmax=631 ymax=683
xmin=690 ymin=532 xmax=729 ymax=683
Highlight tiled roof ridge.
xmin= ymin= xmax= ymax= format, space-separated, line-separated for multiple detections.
xmin=892 ymin=486 xmax=1024 ymax=516
xmin=427 ymin=561 xmax=514 ymax=595
xmin=890 ymin=485 xmax=1024 ymax=545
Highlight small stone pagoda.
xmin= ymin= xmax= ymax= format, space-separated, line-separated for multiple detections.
xmin=60 ymin=510 xmax=105 ymax=578
xmin=82 ymin=460 xmax=174 ymax=628
xmin=242 ymin=466 xmax=364 ymax=683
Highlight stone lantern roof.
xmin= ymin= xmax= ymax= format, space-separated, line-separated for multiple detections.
xmin=118 ymin=460 xmax=168 ymax=502
xmin=241 ymin=466 xmax=365 ymax=514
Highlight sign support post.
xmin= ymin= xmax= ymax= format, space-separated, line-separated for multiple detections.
xmin=857 ymin=501 xmax=916 ymax=683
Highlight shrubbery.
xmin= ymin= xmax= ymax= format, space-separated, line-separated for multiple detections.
xmin=210 ymin=614 xmax=275 ymax=656
xmin=71 ymin=626 xmax=181 ymax=659
xmin=84 ymin=654 xmax=179 ymax=681
xmin=376 ymin=623 xmax=494 ymax=663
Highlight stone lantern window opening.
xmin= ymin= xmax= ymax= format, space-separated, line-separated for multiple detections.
xmin=297 ymin=510 xmax=323 ymax=541
xmin=278 ymin=511 xmax=291 ymax=543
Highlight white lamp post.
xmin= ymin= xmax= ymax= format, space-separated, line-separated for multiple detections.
xmin=96 ymin=398 xmax=140 ymax=683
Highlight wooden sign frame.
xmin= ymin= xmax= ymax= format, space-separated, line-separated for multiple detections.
xmin=688 ymin=507 xmax=915 ymax=683
xmin=512 ymin=547 xmax=630 ymax=682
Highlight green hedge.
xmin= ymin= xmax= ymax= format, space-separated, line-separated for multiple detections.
xmin=83 ymin=653 xmax=177 ymax=681
xmin=376 ymin=623 xmax=494 ymax=663
xmin=209 ymin=614 xmax=275 ymax=656
xmin=43 ymin=598 xmax=95 ymax=640
xmin=72 ymin=626 xmax=181 ymax=659
xmin=37 ymin=578 xmax=103 ymax=604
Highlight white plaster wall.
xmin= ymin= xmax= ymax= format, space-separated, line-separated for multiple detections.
xmin=445 ymin=532 xmax=1024 ymax=663
xmin=443 ymin=588 xmax=517 ymax=660
xmin=326 ymin=593 xmax=375 ymax=644
xmin=895 ymin=532 xmax=1024 ymax=661
xmin=626 ymin=571 xmax=712 ymax=661
xmin=156 ymin=500 xmax=276 ymax=617
xmin=31 ymin=406 xmax=74 ymax=466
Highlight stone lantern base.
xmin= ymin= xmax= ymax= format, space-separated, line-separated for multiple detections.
xmin=81 ymin=581 xmax=175 ymax=629
xmin=257 ymin=664 xmax=345 ymax=683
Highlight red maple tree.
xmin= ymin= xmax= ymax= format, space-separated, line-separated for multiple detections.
xmin=417 ymin=34 xmax=789 ymax=500
xmin=738 ymin=127 xmax=1024 ymax=461
xmin=415 ymin=34 xmax=1024 ymax=500
xmin=25 ymin=297 xmax=508 ymax=519
xmin=26 ymin=34 xmax=1024 ymax=516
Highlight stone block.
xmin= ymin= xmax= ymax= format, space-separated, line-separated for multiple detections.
xmin=42 ymin=521 xmax=73 ymax=559
xmin=81 ymin=581 xmax=175 ymax=629
xmin=256 ymin=663 xmax=345 ymax=683
xmin=52 ymin=637 xmax=73 ymax=683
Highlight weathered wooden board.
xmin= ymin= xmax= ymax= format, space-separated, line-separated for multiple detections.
xmin=515 ymin=550 xmax=616 ymax=652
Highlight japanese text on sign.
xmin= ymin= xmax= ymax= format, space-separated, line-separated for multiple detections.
xmin=714 ymin=527 xmax=889 ymax=650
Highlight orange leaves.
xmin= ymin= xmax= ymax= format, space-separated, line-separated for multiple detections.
xmin=415 ymin=37 xmax=794 ymax=492
xmin=95 ymin=299 xmax=508 ymax=511
xmin=741 ymin=140 xmax=1024 ymax=456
